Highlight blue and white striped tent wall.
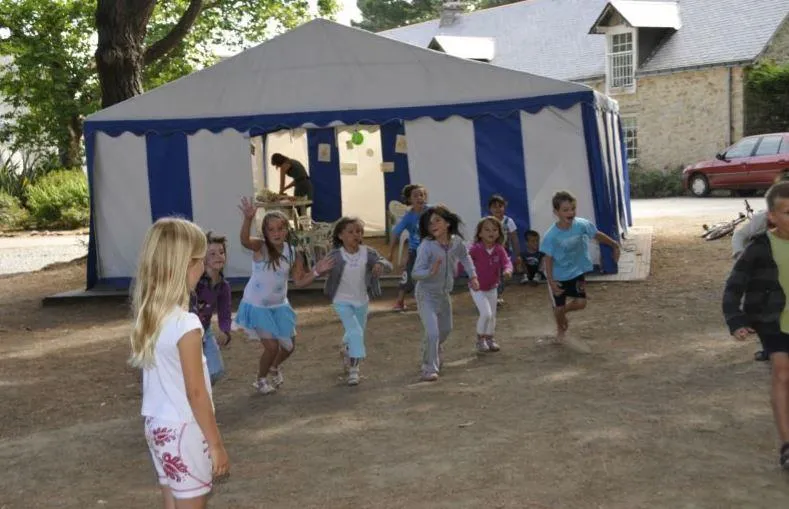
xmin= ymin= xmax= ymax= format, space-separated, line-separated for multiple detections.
xmin=83 ymin=19 xmax=630 ymax=289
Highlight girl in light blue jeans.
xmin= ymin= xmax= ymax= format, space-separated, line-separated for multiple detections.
xmin=324 ymin=217 xmax=392 ymax=385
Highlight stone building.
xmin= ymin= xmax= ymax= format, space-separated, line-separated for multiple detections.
xmin=382 ymin=0 xmax=789 ymax=171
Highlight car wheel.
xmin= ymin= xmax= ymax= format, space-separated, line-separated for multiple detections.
xmin=689 ymin=173 xmax=710 ymax=197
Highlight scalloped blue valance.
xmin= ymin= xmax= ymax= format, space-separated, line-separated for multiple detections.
xmin=84 ymin=90 xmax=596 ymax=137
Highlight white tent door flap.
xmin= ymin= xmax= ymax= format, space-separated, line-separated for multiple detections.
xmin=404 ymin=117 xmax=481 ymax=238
xmin=187 ymin=129 xmax=254 ymax=278
xmin=93 ymin=132 xmax=151 ymax=279
xmin=336 ymin=127 xmax=385 ymax=234
xmin=520 ymin=106 xmax=600 ymax=264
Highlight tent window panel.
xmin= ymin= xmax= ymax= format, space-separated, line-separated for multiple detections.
xmin=621 ymin=116 xmax=637 ymax=163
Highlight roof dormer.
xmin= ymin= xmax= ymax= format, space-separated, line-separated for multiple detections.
xmin=428 ymin=35 xmax=496 ymax=62
xmin=589 ymin=1 xmax=681 ymax=94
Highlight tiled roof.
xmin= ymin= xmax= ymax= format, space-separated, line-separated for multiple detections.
xmin=381 ymin=0 xmax=789 ymax=81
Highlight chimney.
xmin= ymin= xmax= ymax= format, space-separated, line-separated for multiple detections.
xmin=439 ymin=1 xmax=465 ymax=27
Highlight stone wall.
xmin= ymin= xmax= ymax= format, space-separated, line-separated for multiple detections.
xmin=585 ymin=66 xmax=744 ymax=171
xmin=762 ymin=15 xmax=789 ymax=62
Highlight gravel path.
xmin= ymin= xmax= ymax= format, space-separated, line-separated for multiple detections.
xmin=0 ymin=235 xmax=88 ymax=276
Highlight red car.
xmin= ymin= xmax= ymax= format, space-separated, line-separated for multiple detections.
xmin=683 ymin=133 xmax=789 ymax=197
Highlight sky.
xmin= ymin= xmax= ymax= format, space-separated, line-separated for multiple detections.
xmin=319 ymin=0 xmax=361 ymax=25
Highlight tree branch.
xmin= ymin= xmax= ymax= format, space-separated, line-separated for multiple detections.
xmin=143 ymin=0 xmax=204 ymax=66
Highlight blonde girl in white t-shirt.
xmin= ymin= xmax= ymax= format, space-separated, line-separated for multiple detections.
xmin=130 ymin=217 xmax=230 ymax=509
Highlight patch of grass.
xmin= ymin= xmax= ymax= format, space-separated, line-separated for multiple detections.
xmin=0 ymin=190 xmax=29 ymax=230
xmin=24 ymin=169 xmax=89 ymax=230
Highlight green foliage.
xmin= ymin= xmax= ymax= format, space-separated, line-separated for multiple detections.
xmin=0 ymin=147 xmax=58 ymax=203
xmin=629 ymin=166 xmax=686 ymax=199
xmin=0 ymin=190 xmax=28 ymax=229
xmin=354 ymin=0 xmax=521 ymax=32
xmin=24 ymin=169 xmax=89 ymax=229
xmin=0 ymin=0 xmax=340 ymax=169
xmin=744 ymin=62 xmax=789 ymax=136
xmin=0 ymin=0 xmax=95 ymax=168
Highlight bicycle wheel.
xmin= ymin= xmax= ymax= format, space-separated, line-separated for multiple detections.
xmin=705 ymin=223 xmax=735 ymax=240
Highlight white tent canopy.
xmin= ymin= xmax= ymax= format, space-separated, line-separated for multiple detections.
xmin=83 ymin=19 xmax=630 ymax=289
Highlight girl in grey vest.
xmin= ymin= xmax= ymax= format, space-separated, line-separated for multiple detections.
xmin=412 ymin=206 xmax=479 ymax=381
xmin=323 ymin=217 xmax=392 ymax=385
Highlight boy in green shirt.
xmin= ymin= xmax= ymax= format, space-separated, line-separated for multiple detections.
xmin=723 ymin=181 xmax=789 ymax=468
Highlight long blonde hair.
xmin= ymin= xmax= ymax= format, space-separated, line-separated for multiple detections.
xmin=129 ymin=217 xmax=207 ymax=368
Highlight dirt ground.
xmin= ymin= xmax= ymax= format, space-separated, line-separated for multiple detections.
xmin=2 ymin=214 xmax=789 ymax=509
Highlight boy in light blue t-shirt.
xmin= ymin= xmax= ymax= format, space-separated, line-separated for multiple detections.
xmin=541 ymin=190 xmax=620 ymax=352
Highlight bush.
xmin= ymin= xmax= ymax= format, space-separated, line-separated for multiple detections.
xmin=629 ymin=166 xmax=686 ymax=199
xmin=745 ymin=62 xmax=789 ymax=135
xmin=0 ymin=191 xmax=29 ymax=229
xmin=25 ymin=169 xmax=89 ymax=229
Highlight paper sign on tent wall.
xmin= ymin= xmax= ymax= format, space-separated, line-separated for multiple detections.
xmin=395 ymin=135 xmax=407 ymax=154
xmin=340 ymin=162 xmax=358 ymax=175
xmin=380 ymin=162 xmax=394 ymax=173
xmin=317 ymin=143 xmax=331 ymax=162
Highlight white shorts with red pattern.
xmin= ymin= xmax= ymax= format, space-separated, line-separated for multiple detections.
xmin=144 ymin=416 xmax=213 ymax=499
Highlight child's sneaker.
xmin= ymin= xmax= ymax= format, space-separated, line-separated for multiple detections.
xmin=497 ymin=297 xmax=505 ymax=306
xmin=519 ymin=274 xmax=531 ymax=285
xmin=392 ymin=302 xmax=408 ymax=312
xmin=476 ymin=339 xmax=490 ymax=353
xmin=270 ymin=368 xmax=284 ymax=388
xmin=252 ymin=377 xmax=276 ymax=395
xmin=486 ymin=338 xmax=501 ymax=352
xmin=347 ymin=367 xmax=360 ymax=386
xmin=421 ymin=371 xmax=439 ymax=382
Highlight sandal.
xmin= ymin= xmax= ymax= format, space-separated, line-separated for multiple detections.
xmin=780 ymin=443 xmax=789 ymax=470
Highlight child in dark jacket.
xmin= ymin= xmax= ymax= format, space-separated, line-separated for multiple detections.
xmin=190 ymin=231 xmax=232 ymax=386
xmin=520 ymin=229 xmax=545 ymax=285
xmin=723 ymin=181 xmax=789 ymax=469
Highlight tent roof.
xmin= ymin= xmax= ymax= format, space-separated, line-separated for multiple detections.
xmin=87 ymin=18 xmax=587 ymax=123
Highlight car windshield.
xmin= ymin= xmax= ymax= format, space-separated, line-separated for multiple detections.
xmin=725 ymin=138 xmax=759 ymax=159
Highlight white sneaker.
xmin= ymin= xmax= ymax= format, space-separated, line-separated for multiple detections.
xmin=252 ymin=378 xmax=276 ymax=394
xmin=347 ymin=367 xmax=360 ymax=386
xmin=476 ymin=339 xmax=490 ymax=353
xmin=486 ymin=338 xmax=501 ymax=352
xmin=270 ymin=368 xmax=284 ymax=388
xmin=519 ymin=274 xmax=531 ymax=285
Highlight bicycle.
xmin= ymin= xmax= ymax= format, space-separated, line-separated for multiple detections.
xmin=700 ymin=199 xmax=754 ymax=241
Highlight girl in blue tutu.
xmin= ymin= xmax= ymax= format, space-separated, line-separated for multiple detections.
xmin=236 ymin=197 xmax=334 ymax=394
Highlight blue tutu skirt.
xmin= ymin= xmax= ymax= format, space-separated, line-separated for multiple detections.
xmin=235 ymin=300 xmax=297 ymax=341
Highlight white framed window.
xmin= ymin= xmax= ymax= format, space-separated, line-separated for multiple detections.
xmin=607 ymin=31 xmax=635 ymax=93
xmin=621 ymin=116 xmax=638 ymax=163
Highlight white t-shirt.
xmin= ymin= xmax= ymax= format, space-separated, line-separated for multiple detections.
xmin=241 ymin=243 xmax=294 ymax=307
xmin=333 ymin=246 xmax=369 ymax=306
xmin=499 ymin=215 xmax=517 ymax=251
xmin=141 ymin=307 xmax=210 ymax=422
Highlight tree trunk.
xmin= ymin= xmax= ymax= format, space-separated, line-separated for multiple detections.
xmin=95 ymin=0 xmax=157 ymax=109
xmin=59 ymin=115 xmax=83 ymax=169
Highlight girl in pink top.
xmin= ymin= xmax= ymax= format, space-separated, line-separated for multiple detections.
xmin=469 ymin=217 xmax=513 ymax=353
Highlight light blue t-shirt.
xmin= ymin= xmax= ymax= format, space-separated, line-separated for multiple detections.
xmin=540 ymin=217 xmax=598 ymax=281
xmin=393 ymin=204 xmax=432 ymax=251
